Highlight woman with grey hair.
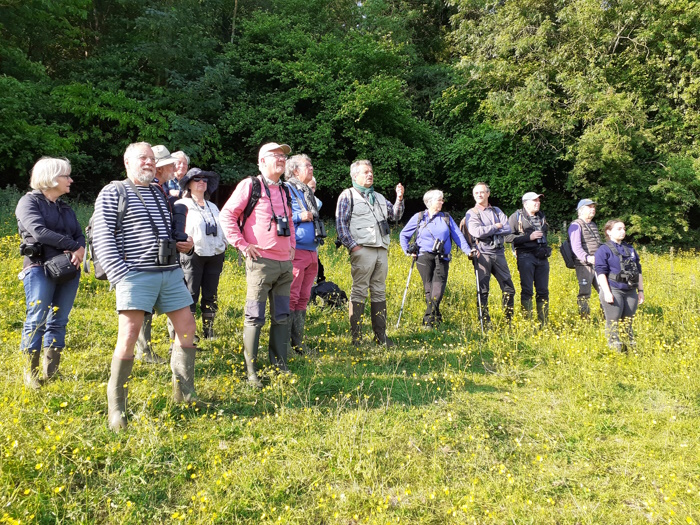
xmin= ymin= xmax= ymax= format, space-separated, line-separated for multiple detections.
xmin=285 ymin=154 xmax=323 ymax=353
xmin=15 ymin=157 xmax=85 ymax=388
xmin=399 ymin=190 xmax=472 ymax=328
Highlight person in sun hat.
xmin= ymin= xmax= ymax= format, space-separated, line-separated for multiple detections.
xmin=219 ymin=142 xmax=296 ymax=388
xmin=166 ymin=151 xmax=190 ymax=199
xmin=175 ymin=168 xmax=227 ymax=340
xmin=568 ymin=198 xmax=602 ymax=319
xmin=506 ymin=192 xmax=551 ymax=326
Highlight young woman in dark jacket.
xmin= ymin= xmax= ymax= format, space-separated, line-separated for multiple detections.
xmin=595 ymin=220 xmax=644 ymax=352
xmin=15 ymin=157 xmax=85 ymax=388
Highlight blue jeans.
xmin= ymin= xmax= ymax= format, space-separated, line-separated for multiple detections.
xmin=21 ymin=266 xmax=81 ymax=353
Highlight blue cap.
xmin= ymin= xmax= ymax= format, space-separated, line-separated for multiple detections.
xmin=576 ymin=198 xmax=596 ymax=211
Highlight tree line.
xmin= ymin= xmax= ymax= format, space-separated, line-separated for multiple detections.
xmin=1 ymin=0 xmax=698 ymax=244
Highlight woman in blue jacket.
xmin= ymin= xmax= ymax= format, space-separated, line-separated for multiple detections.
xmin=595 ymin=220 xmax=644 ymax=352
xmin=400 ymin=190 xmax=472 ymax=328
xmin=15 ymin=157 xmax=85 ymax=388
xmin=285 ymin=155 xmax=324 ymax=353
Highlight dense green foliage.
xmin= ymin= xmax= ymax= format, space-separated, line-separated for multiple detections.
xmin=1 ymin=0 xmax=699 ymax=242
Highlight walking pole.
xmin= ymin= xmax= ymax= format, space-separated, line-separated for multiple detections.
xmin=471 ymin=253 xmax=484 ymax=335
xmin=396 ymin=257 xmax=416 ymax=328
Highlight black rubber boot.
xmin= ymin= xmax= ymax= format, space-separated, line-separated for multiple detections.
xmin=349 ymin=301 xmax=364 ymax=347
xmin=202 ymin=313 xmax=216 ymax=340
xmin=43 ymin=347 xmax=62 ymax=381
xmin=269 ymin=322 xmax=290 ymax=373
xmin=371 ymin=300 xmax=394 ymax=347
xmin=24 ymin=351 xmax=42 ymax=390
xmin=135 ymin=312 xmax=167 ymax=365
xmin=290 ymin=310 xmax=306 ymax=354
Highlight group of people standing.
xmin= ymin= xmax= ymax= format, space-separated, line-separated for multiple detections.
xmin=14 ymin=143 xmax=644 ymax=432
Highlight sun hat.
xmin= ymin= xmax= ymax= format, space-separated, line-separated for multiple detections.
xmin=179 ymin=167 xmax=220 ymax=195
xmin=152 ymin=145 xmax=177 ymax=167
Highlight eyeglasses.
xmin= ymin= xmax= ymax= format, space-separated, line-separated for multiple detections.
xmin=136 ymin=155 xmax=156 ymax=163
xmin=192 ymin=177 xmax=207 ymax=182
xmin=264 ymin=154 xmax=288 ymax=161
xmin=57 ymin=175 xmax=73 ymax=179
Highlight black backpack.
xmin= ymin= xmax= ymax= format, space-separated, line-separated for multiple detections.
xmin=238 ymin=176 xmax=292 ymax=229
xmin=310 ymin=280 xmax=348 ymax=308
xmin=84 ymin=181 xmax=128 ymax=280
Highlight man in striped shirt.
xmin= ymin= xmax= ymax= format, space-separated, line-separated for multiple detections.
xmin=92 ymin=142 xmax=207 ymax=432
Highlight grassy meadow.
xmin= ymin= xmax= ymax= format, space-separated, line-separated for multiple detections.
xmin=0 ymin=189 xmax=699 ymax=524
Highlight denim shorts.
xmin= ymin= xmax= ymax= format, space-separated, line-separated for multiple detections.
xmin=115 ymin=268 xmax=193 ymax=314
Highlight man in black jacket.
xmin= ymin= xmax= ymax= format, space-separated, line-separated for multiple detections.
xmin=506 ymin=192 xmax=551 ymax=326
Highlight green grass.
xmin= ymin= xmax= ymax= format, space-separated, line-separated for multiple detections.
xmin=0 ymin=196 xmax=699 ymax=524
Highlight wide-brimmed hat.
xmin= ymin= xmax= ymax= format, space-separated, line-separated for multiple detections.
xmin=179 ymin=167 xmax=220 ymax=195
xmin=152 ymin=145 xmax=177 ymax=167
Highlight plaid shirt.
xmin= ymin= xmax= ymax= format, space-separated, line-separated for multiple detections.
xmin=335 ymin=189 xmax=404 ymax=250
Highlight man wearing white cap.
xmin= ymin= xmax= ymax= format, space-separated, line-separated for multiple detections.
xmin=568 ymin=199 xmax=602 ymax=318
xmin=506 ymin=192 xmax=551 ymax=326
xmin=220 ymin=142 xmax=296 ymax=388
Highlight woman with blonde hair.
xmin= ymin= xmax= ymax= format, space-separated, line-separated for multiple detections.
xmin=15 ymin=157 xmax=85 ymax=388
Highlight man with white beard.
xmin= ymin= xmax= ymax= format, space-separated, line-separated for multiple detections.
xmin=92 ymin=142 xmax=206 ymax=432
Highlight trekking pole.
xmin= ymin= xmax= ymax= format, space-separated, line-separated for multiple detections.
xmin=471 ymin=253 xmax=485 ymax=335
xmin=396 ymin=257 xmax=416 ymax=328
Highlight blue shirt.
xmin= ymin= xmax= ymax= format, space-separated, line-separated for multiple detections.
xmin=595 ymin=242 xmax=642 ymax=290
xmin=289 ymin=185 xmax=319 ymax=252
xmin=399 ymin=211 xmax=471 ymax=261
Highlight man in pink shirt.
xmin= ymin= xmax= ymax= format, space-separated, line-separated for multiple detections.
xmin=220 ymin=143 xmax=296 ymax=388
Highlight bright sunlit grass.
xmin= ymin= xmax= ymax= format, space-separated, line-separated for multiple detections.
xmin=0 ymin=197 xmax=699 ymax=524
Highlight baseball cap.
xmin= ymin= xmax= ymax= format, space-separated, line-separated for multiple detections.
xmin=258 ymin=142 xmax=291 ymax=161
xmin=522 ymin=192 xmax=543 ymax=202
xmin=576 ymin=198 xmax=597 ymax=210
xmin=152 ymin=145 xmax=177 ymax=167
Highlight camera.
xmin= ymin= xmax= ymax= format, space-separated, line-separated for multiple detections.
xmin=619 ymin=259 xmax=640 ymax=285
xmin=19 ymin=242 xmax=43 ymax=259
xmin=275 ymin=215 xmax=291 ymax=237
xmin=378 ymin=219 xmax=391 ymax=237
xmin=407 ymin=242 xmax=420 ymax=256
xmin=171 ymin=203 xmax=189 ymax=242
xmin=156 ymin=238 xmax=178 ymax=266
xmin=431 ymin=239 xmax=445 ymax=254
xmin=334 ymin=238 xmax=343 ymax=249
xmin=313 ymin=219 xmax=327 ymax=243
xmin=205 ymin=222 xmax=218 ymax=236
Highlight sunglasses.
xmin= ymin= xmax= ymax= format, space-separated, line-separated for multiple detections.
xmin=192 ymin=177 xmax=207 ymax=182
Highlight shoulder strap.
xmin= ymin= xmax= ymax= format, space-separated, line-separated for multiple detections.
xmin=112 ymin=180 xmax=129 ymax=232
xmin=279 ymin=181 xmax=293 ymax=213
xmin=239 ymin=176 xmax=262 ymax=229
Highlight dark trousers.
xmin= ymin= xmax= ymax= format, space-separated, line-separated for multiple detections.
xmin=575 ymin=264 xmax=600 ymax=317
xmin=516 ymin=252 xmax=549 ymax=306
xmin=180 ymin=251 xmax=226 ymax=315
xmin=416 ymin=253 xmax=449 ymax=326
xmin=600 ymin=287 xmax=638 ymax=350
xmin=475 ymin=251 xmax=515 ymax=323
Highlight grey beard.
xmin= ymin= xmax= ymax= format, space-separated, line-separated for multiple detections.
xmin=135 ymin=170 xmax=155 ymax=184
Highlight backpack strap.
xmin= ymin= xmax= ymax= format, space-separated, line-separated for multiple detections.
xmin=239 ymin=176 xmax=262 ymax=229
